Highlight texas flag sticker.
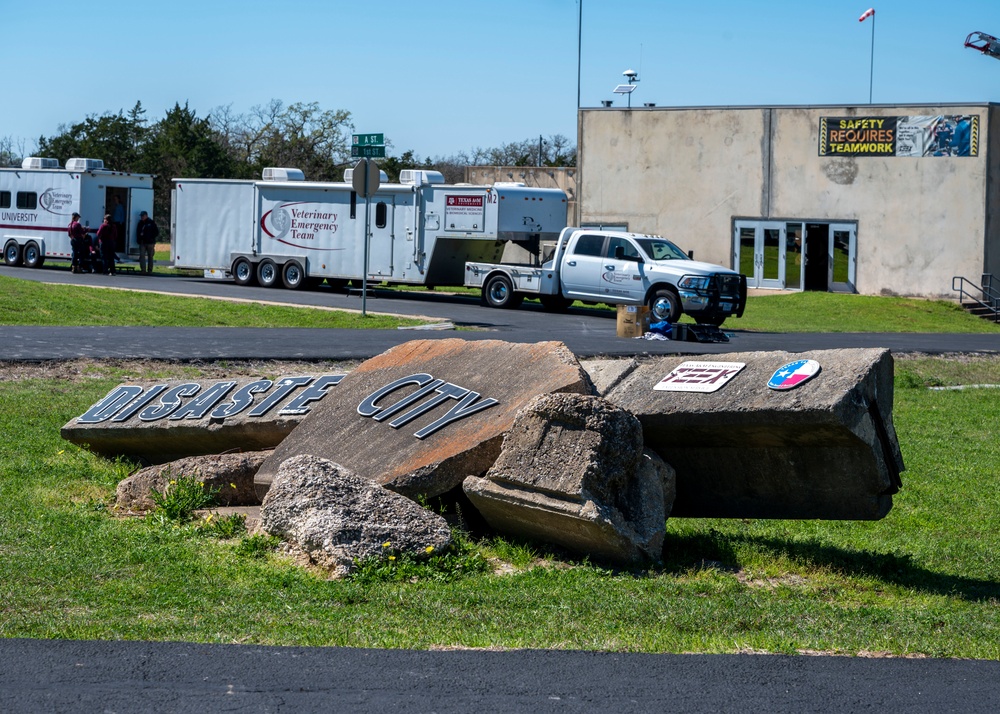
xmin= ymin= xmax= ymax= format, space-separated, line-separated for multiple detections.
xmin=767 ymin=359 xmax=821 ymax=391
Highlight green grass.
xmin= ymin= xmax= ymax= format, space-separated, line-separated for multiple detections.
xmin=1 ymin=356 xmax=999 ymax=657
xmin=0 ymin=275 xmax=426 ymax=328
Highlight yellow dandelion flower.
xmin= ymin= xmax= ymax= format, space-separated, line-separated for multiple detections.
xmin=230 ymin=483 xmax=237 ymax=490
xmin=388 ymin=555 xmax=396 ymax=561
xmin=425 ymin=546 xmax=435 ymax=554
xmin=382 ymin=541 xmax=391 ymax=548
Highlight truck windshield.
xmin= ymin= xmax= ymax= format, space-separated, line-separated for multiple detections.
xmin=635 ymin=238 xmax=691 ymax=261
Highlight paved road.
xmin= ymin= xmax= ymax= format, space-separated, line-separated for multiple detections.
xmin=2 ymin=264 xmax=999 ymax=712
xmin=3 ymin=264 xmax=1000 ymax=359
xmin=3 ymin=638 xmax=999 ymax=713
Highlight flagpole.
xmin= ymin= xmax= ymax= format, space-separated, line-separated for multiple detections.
xmin=868 ymin=13 xmax=875 ymax=104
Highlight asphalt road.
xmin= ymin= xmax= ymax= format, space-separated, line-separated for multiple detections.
xmin=2 ymin=263 xmax=1000 ymax=712
xmin=3 ymin=263 xmax=1000 ymax=359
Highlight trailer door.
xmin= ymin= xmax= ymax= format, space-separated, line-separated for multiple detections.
xmin=128 ymin=188 xmax=154 ymax=257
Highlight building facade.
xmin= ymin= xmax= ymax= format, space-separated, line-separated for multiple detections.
xmin=578 ymin=103 xmax=1000 ymax=297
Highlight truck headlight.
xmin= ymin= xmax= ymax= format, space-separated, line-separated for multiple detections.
xmin=678 ymin=275 xmax=711 ymax=291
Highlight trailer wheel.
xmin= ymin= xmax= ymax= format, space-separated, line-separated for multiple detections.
xmin=4 ymin=241 xmax=22 ymax=267
xmin=256 ymin=259 xmax=279 ymax=288
xmin=23 ymin=242 xmax=44 ymax=269
xmin=539 ymin=294 xmax=572 ymax=312
xmin=281 ymin=260 xmax=305 ymax=290
xmin=232 ymin=257 xmax=256 ymax=286
xmin=648 ymin=287 xmax=682 ymax=323
xmin=483 ymin=274 xmax=523 ymax=309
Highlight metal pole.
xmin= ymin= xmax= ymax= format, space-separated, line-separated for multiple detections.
xmin=868 ymin=15 xmax=875 ymax=104
xmin=575 ymin=0 xmax=583 ymax=227
xmin=362 ymin=158 xmax=371 ymax=317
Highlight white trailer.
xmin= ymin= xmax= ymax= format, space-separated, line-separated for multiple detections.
xmin=1 ymin=157 xmax=154 ymax=269
xmin=171 ymin=169 xmax=568 ymax=289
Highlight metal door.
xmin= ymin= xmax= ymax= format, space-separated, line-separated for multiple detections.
xmin=734 ymin=220 xmax=786 ymax=289
xmin=829 ymin=223 xmax=857 ymax=293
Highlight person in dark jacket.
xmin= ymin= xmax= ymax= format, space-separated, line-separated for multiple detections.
xmin=67 ymin=213 xmax=90 ymax=273
xmin=136 ymin=211 xmax=159 ymax=275
xmin=95 ymin=214 xmax=117 ymax=275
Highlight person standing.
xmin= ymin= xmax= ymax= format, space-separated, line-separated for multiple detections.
xmin=95 ymin=214 xmax=118 ymax=275
xmin=111 ymin=196 xmax=126 ymax=253
xmin=67 ymin=213 xmax=89 ymax=273
xmin=136 ymin=211 xmax=159 ymax=275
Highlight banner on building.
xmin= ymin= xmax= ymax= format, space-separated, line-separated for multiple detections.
xmin=819 ymin=115 xmax=979 ymax=157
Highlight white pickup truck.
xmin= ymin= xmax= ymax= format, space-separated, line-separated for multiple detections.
xmin=465 ymin=227 xmax=747 ymax=326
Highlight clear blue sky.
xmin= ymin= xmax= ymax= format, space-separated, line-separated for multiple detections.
xmin=3 ymin=0 xmax=998 ymax=160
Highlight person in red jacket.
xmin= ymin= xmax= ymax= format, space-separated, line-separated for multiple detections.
xmin=67 ymin=213 xmax=91 ymax=273
xmin=95 ymin=214 xmax=118 ymax=275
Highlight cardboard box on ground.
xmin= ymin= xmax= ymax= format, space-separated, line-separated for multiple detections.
xmin=617 ymin=305 xmax=651 ymax=338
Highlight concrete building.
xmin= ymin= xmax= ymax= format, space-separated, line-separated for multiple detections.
xmin=578 ymin=103 xmax=1000 ymax=298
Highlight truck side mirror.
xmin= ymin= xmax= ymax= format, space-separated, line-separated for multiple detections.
xmin=688 ymin=250 xmax=694 ymax=259
xmin=614 ymin=246 xmax=626 ymax=260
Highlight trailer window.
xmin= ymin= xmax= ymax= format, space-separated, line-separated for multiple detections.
xmin=0 ymin=191 xmax=9 ymax=209
xmin=572 ymin=234 xmax=605 ymax=257
xmin=16 ymin=192 xmax=37 ymax=210
xmin=375 ymin=202 xmax=387 ymax=229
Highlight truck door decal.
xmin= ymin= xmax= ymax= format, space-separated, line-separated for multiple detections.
xmin=260 ymin=201 xmax=343 ymax=250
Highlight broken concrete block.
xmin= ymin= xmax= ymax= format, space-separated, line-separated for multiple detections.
xmin=463 ymin=393 xmax=674 ymax=564
xmin=260 ymin=455 xmax=452 ymax=578
xmin=62 ymin=374 xmax=343 ymax=464
xmin=604 ymin=348 xmax=904 ymax=520
xmin=254 ymin=339 xmax=593 ymax=501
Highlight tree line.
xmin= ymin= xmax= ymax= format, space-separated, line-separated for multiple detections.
xmin=1 ymin=100 xmax=575 ymax=236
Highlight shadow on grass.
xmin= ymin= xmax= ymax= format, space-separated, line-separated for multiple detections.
xmin=660 ymin=531 xmax=1000 ymax=602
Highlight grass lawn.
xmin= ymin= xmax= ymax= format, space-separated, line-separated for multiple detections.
xmin=0 ymin=275 xmax=427 ymax=329
xmin=0 ymin=355 xmax=998 ymax=657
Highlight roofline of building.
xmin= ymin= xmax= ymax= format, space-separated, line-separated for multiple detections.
xmin=581 ymin=101 xmax=1000 ymax=112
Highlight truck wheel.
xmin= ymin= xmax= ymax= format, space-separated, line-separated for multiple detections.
xmin=232 ymin=257 xmax=256 ymax=286
xmin=648 ymin=287 xmax=682 ymax=323
xmin=701 ymin=315 xmax=727 ymax=327
xmin=281 ymin=259 xmax=305 ymax=290
xmin=539 ymin=294 xmax=572 ymax=312
xmin=23 ymin=242 xmax=44 ymax=269
xmin=484 ymin=274 xmax=523 ymax=309
xmin=4 ymin=241 xmax=22 ymax=267
xmin=256 ymin=259 xmax=279 ymax=288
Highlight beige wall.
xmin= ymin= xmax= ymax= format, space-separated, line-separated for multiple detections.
xmin=580 ymin=104 xmax=995 ymax=298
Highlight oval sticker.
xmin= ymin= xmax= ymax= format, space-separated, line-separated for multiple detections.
xmin=767 ymin=359 xmax=821 ymax=391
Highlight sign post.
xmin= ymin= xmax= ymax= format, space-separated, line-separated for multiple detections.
xmin=351 ymin=133 xmax=385 ymax=316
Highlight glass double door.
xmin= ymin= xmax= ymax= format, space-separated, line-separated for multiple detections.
xmin=734 ymin=220 xmax=855 ymax=292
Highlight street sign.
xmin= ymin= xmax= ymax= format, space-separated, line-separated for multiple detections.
xmin=352 ymin=159 xmax=381 ymax=199
xmin=352 ymin=133 xmax=384 ymax=147
xmin=351 ymin=145 xmax=386 ymax=158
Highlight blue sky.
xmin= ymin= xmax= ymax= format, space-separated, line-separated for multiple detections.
xmin=3 ymin=0 xmax=998 ymax=160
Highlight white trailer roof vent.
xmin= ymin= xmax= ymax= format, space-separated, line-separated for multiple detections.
xmin=343 ymin=168 xmax=389 ymax=183
xmin=21 ymin=157 xmax=60 ymax=170
xmin=493 ymin=181 xmax=527 ymax=187
xmin=65 ymin=158 xmax=105 ymax=172
xmin=398 ymin=170 xmax=445 ymax=186
xmin=261 ymin=167 xmax=305 ymax=181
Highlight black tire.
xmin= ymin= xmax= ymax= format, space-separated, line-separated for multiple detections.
xmin=232 ymin=257 xmax=256 ymax=286
xmin=256 ymin=259 xmax=279 ymax=288
xmin=700 ymin=315 xmax=727 ymax=327
xmin=483 ymin=274 xmax=523 ymax=309
xmin=539 ymin=294 xmax=572 ymax=312
xmin=281 ymin=259 xmax=305 ymax=290
xmin=4 ymin=241 xmax=22 ymax=267
xmin=648 ymin=287 xmax=682 ymax=323
xmin=22 ymin=242 xmax=44 ymax=269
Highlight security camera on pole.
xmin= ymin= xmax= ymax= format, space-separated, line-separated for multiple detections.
xmin=351 ymin=133 xmax=385 ymax=317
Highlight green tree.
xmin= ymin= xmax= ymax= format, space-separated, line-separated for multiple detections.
xmin=37 ymin=103 xmax=148 ymax=171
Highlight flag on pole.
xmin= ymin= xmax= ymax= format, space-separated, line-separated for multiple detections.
xmin=859 ymin=8 xmax=875 ymax=22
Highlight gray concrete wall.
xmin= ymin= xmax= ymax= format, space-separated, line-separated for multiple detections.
xmin=580 ymin=104 xmax=995 ymax=298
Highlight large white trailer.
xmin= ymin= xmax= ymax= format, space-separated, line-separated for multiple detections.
xmin=171 ymin=169 xmax=568 ymax=289
xmin=1 ymin=157 xmax=154 ymax=268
